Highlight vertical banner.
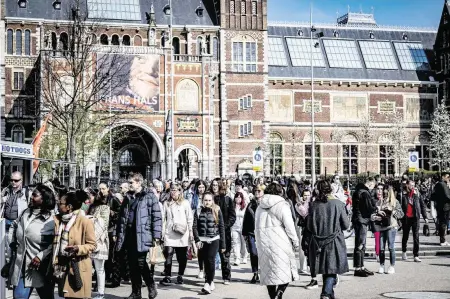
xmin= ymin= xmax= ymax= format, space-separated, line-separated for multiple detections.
xmin=32 ymin=114 xmax=51 ymax=174
xmin=408 ymin=151 xmax=419 ymax=172
xmin=253 ymin=150 xmax=264 ymax=172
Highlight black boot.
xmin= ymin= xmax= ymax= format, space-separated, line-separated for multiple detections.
xmin=274 ymin=290 xmax=284 ymax=299
xmin=125 ymin=289 xmax=142 ymax=299
xmin=250 ymin=273 xmax=260 ymax=284
xmin=148 ymin=283 xmax=158 ymax=299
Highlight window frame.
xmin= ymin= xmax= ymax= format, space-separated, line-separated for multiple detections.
xmin=7 ymin=29 xmax=13 ymax=55
xmin=16 ymin=29 xmax=23 ymax=55
xmin=238 ymin=95 xmax=252 ymax=110
xmin=13 ymin=70 xmax=25 ymax=91
xmin=24 ymin=29 xmax=31 ymax=55
xmin=305 ymin=144 xmax=321 ymax=175
xmin=238 ymin=122 xmax=253 ymax=137
xmin=379 ymin=145 xmax=395 ymax=176
xmin=342 ymin=144 xmax=359 ymax=175
xmin=232 ymin=40 xmax=257 ymax=72
xmin=11 ymin=125 xmax=25 ymax=143
xmin=13 ymin=98 xmax=25 ymax=118
xmin=269 ymin=133 xmax=284 ymax=176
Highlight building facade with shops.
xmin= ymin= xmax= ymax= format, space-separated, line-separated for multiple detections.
xmin=0 ymin=0 xmax=441 ymax=182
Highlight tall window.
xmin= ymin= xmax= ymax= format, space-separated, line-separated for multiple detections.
xmin=305 ymin=145 xmax=321 ymax=175
xmin=196 ymin=36 xmax=203 ymax=55
xmin=100 ymin=34 xmax=109 ymax=45
xmin=111 ymin=35 xmax=120 ymax=45
xmin=415 ymin=145 xmax=433 ymax=171
xmin=251 ymin=1 xmax=257 ymax=15
xmin=13 ymin=99 xmax=25 ymax=118
xmin=240 ymin=0 xmax=246 ymax=14
xmin=24 ymin=30 xmax=31 ymax=55
xmin=7 ymin=29 xmax=13 ymax=54
xmin=60 ymin=32 xmax=69 ymax=54
xmin=13 ymin=71 xmax=24 ymax=90
xmin=12 ymin=125 xmax=25 ymax=143
xmin=343 ymin=145 xmax=358 ymax=175
xmin=172 ymin=37 xmax=180 ymax=55
xmin=269 ymin=133 xmax=283 ymax=176
xmin=230 ymin=0 xmax=235 ymax=13
xmin=213 ymin=37 xmax=219 ymax=60
xmin=122 ymin=35 xmax=131 ymax=46
xmin=379 ymin=145 xmax=395 ymax=176
xmin=16 ymin=30 xmax=22 ymax=55
xmin=232 ymin=41 xmax=257 ymax=72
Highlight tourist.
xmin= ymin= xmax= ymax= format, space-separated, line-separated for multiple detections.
xmin=193 ymin=192 xmax=226 ymax=294
xmin=231 ymin=192 xmax=248 ymax=266
xmin=433 ymin=172 xmax=450 ymax=246
xmin=192 ymin=180 xmax=208 ymax=279
xmin=307 ymin=180 xmax=349 ymax=299
xmin=160 ymin=182 xmax=193 ymax=286
xmin=255 ymin=183 xmax=299 ymax=299
xmin=8 ymin=184 xmax=55 ymax=299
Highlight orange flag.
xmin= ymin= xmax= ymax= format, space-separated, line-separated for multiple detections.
xmin=32 ymin=114 xmax=51 ymax=174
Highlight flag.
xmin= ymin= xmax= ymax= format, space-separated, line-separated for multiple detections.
xmin=32 ymin=114 xmax=51 ymax=174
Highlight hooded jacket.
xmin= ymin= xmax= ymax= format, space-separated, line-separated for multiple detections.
xmin=352 ymin=183 xmax=377 ymax=224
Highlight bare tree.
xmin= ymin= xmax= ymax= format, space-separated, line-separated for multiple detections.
xmin=358 ymin=114 xmax=375 ymax=173
xmin=387 ymin=111 xmax=410 ymax=176
xmin=39 ymin=1 xmax=128 ymax=186
xmin=331 ymin=127 xmax=346 ymax=174
xmin=430 ymin=103 xmax=450 ymax=172
xmin=289 ymin=132 xmax=301 ymax=176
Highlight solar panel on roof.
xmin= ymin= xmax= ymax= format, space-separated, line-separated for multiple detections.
xmin=87 ymin=0 xmax=141 ymax=21
xmin=285 ymin=38 xmax=325 ymax=67
xmin=268 ymin=37 xmax=288 ymax=66
xmin=323 ymin=39 xmax=362 ymax=68
xmin=359 ymin=41 xmax=398 ymax=70
xmin=393 ymin=42 xmax=430 ymax=71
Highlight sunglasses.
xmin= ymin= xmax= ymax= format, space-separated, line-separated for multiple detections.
xmin=11 ymin=179 xmax=21 ymax=182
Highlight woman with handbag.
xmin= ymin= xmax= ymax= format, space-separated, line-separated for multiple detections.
xmin=159 ymin=182 xmax=193 ymax=286
xmin=193 ymin=192 xmax=226 ymax=294
xmin=192 ymin=180 xmax=207 ymax=278
xmin=7 ymin=184 xmax=56 ymax=299
xmin=87 ymin=192 xmax=110 ymax=299
xmin=372 ymin=185 xmax=404 ymax=275
xmin=53 ymin=190 xmax=96 ymax=299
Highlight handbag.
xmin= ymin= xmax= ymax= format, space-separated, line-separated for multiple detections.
xmin=1 ymin=261 xmax=11 ymax=279
xmin=149 ymin=244 xmax=165 ymax=265
xmin=423 ymin=223 xmax=430 ymax=237
xmin=171 ymin=209 xmax=187 ymax=235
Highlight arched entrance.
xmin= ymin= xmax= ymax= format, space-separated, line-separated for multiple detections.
xmin=176 ymin=148 xmax=200 ymax=180
xmin=99 ymin=124 xmax=162 ymax=181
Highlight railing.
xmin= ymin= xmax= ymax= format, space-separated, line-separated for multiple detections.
xmin=173 ymin=55 xmax=203 ymax=62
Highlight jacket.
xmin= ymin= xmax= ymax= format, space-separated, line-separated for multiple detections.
xmin=352 ymin=183 xmax=377 ymax=224
xmin=107 ymin=193 xmax=122 ymax=234
xmin=372 ymin=199 xmax=404 ymax=232
xmin=255 ymin=194 xmax=299 ymax=285
xmin=8 ymin=208 xmax=54 ymax=288
xmin=193 ymin=206 xmax=226 ymax=250
xmin=163 ymin=199 xmax=193 ymax=247
xmin=88 ymin=204 xmax=110 ymax=260
xmin=232 ymin=206 xmax=246 ymax=232
xmin=214 ymin=194 xmax=236 ymax=252
xmin=2 ymin=186 xmax=30 ymax=221
xmin=307 ymin=196 xmax=349 ymax=276
xmin=53 ymin=213 xmax=96 ymax=299
xmin=242 ymin=199 xmax=258 ymax=237
xmin=401 ymin=191 xmax=427 ymax=220
xmin=115 ymin=190 xmax=162 ymax=253
xmin=433 ymin=181 xmax=450 ymax=212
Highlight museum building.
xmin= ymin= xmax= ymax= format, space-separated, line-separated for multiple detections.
xmin=0 ymin=0 xmax=442 ymax=181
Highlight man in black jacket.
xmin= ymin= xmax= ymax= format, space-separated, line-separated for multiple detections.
xmin=432 ymin=173 xmax=450 ymax=246
xmin=212 ymin=179 xmax=236 ymax=285
xmin=352 ymin=177 xmax=377 ymax=277
xmin=401 ymin=180 xmax=428 ymax=262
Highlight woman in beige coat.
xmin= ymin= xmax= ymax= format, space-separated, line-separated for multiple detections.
xmin=159 ymin=182 xmax=193 ymax=286
xmin=53 ymin=190 xmax=96 ymax=299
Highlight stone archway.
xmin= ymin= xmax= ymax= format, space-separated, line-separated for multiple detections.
xmin=175 ymin=145 xmax=201 ymax=181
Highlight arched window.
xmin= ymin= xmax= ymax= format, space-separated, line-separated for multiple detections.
xmin=100 ymin=34 xmax=109 ymax=45
xmin=172 ymin=37 xmax=180 ymax=55
xmin=12 ymin=125 xmax=25 ymax=143
xmin=111 ymin=35 xmax=120 ymax=45
xmin=122 ymin=35 xmax=131 ymax=46
xmin=7 ymin=29 xmax=13 ymax=54
xmin=24 ymin=30 xmax=31 ymax=55
xmin=213 ymin=37 xmax=219 ymax=60
xmin=16 ymin=30 xmax=22 ymax=55
xmin=60 ymin=32 xmax=69 ymax=53
xmin=51 ymin=32 xmax=57 ymax=52
xmin=134 ymin=35 xmax=142 ymax=46
xmin=269 ymin=132 xmax=283 ymax=176
xmin=196 ymin=36 xmax=203 ymax=55
xmin=160 ymin=36 xmax=165 ymax=48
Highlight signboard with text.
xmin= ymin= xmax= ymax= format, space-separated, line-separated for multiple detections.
xmin=0 ymin=141 xmax=33 ymax=158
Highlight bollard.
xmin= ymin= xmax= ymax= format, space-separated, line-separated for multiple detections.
xmin=0 ymin=218 xmax=5 ymax=299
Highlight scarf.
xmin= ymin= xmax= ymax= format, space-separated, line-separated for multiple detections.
xmin=53 ymin=210 xmax=83 ymax=279
xmin=408 ymin=189 xmax=415 ymax=205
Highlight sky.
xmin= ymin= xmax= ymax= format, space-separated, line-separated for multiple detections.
xmin=268 ymin=0 xmax=444 ymax=28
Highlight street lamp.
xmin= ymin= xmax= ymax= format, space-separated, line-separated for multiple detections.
xmin=310 ymin=5 xmax=323 ymax=186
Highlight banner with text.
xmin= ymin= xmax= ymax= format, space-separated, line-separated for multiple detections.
xmin=253 ymin=150 xmax=264 ymax=172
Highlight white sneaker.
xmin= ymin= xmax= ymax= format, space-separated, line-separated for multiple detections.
xmin=241 ymin=259 xmax=248 ymax=264
xmin=376 ymin=255 xmax=380 ymax=263
xmin=202 ymin=282 xmax=211 ymax=294
xmin=414 ymin=256 xmax=421 ymax=263
xmin=197 ymin=271 xmax=204 ymax=279
xmin=233 ymin=259 xmax=240 ymax=266
xmin=210 ymin=281 xmax=215 ymax=291
xmin=402 ymin=252 xmax=407 ymax=261
xmin=223 ymin=280 xmax=230 ymax=285
xmin=440 ymin=242 xmax=450 ymax=246
xmin=387 ymin=266 xmax=395 ymax=274
xmin=378 ymin=266 xmax=385 ymax=274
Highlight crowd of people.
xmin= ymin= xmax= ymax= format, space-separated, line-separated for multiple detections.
xmin=1 ymin=170 xmax=450 ymax=299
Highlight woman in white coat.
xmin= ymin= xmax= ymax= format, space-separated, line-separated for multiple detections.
xmin=255 ymin=183 xmax=299 ymax=299
xmin=160 ymin=182 xmax=194 ymax=286
xmin=231 ymin=192 xmax=248 ymax=265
